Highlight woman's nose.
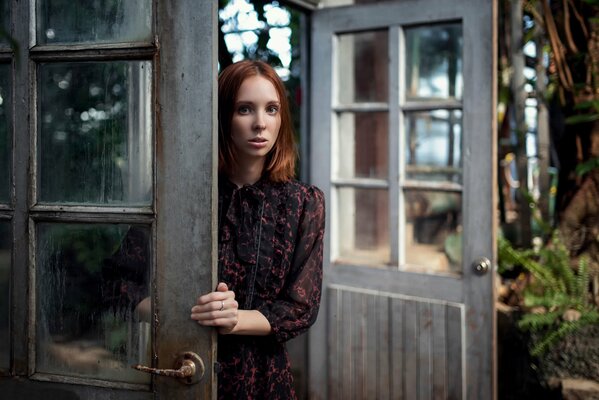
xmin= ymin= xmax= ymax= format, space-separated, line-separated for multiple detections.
xmin=253 ymin=112 xmax=266 ymax=130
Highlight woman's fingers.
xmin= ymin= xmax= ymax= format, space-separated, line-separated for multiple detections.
xmin=191 ymin=299 xmax=239 ymax=314
xmin=216 ymin=282 xmax=228 ymax=292
xmin=196 ymin=289 xmax=235 ymax=306
xmin=191 ymin=285 xmax=239 ymax=331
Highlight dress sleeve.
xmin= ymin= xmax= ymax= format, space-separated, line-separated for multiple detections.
xmin=257 ymin=186 xmax=325 ymax=343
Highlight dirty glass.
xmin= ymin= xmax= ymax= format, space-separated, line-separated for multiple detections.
xmin=337 ymin=30 xmax=388 ymax=104
xmin=405 ymin=110 xmax=462 ymax=183
xmin=0 ymin=0 xmax=9 ymax=45
xmin=323 ymin=0 xmax=384 ymax=8
xmin=38 ymin=61 xmax=152 ymax=206
xmin=37 ymin=0 xmax=152 ymax=45
xmin=0 ymin=222 xmax=10 ymax=369
xmin=36 ymin=223 xmax=151 ymax=383
xmin=335 ymin=112 xmax=388 ymax=180
xmin=336 ymin=187 xmax=390 ymax=265
xmin=404 ymin=190 xmax=462 ymax=274
xmin=0 ymin=64 xmax=10 ymax=204
xmin=405 ymin=24 xmax=463 ymax=100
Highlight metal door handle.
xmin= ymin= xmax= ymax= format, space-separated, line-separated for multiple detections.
xmin=472 ymin=257 xmax=491 ymax=275
xmin=133 ymin=351 xmax=205 ymax=385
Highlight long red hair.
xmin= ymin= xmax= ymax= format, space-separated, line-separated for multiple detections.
xmin=218 ymin=60 xmax=296 ymax=182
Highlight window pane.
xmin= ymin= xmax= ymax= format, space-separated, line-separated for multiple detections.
xmin=405 ymin=24 xmax=463 ymax=100
xmin=323 ymin=0 xmax=383 ymax=6
xmin=37 ymin=0 xmax=152 ymax=45
xmin=39 ymin=61 xmax=152 ymax=206
xmin=0 ymin=0 xmax=9 ymax=45
xmin=338 ymin=30 xmax=388 ymax=104
xmin=36 ymin=223 xmax=151 ymax=383
xmin=0 ymin=222 xmax=10 ymax=369
xmin=0 ymin=64 xmax=10 ymax=203
xmin=336 ymin=187 xmax=389 ymax=265
xmin=336 ymin=112 xmax=388 ymax=179
xmin=404 ymin=190 xmax=462 ymax=274
xmin=405 ymin=110 xmax=462 ymax=183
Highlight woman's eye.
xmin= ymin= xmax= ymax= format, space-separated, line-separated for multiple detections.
xmin=237 ymin=106 xmax=251 ymax=114
xmin=266 ymin=106 xmax=279 ymax=114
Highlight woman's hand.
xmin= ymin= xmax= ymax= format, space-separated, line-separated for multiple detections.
xmin=191 ymin=282 xmax=239 ymax=334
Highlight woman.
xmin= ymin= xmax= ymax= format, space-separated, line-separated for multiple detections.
xmin=190 ymin=60 xmax=325 ymax=399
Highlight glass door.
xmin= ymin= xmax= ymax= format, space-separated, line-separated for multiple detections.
xmin=309 ymin=1 xmax=497 ymax=398
xmin=0 ymin=1 xmax=218 ymax=398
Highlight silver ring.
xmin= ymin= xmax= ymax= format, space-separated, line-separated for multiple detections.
xmin=219 ymin=300 xmax=225 ymax=312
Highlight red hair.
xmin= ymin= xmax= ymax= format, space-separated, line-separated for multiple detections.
xmin=218 ymin=60 xmax=297 ymax=182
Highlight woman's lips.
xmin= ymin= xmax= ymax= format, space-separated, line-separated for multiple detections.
xmin=248 ymin=138 xmax=267 ymax=148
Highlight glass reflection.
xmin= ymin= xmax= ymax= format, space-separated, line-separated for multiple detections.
xmin=405 ymin=24 xmax=463 ymax=100
xmin=0 ymin=0 xmax=9 ymax=45
xmin=39 ymin=61 xmax=152 ymax=206
xmin=338 ymin=30 xmax=388 ymax=104
xmin=37 ymin=0 xmax=152 ymax=45
xmin=404 ymin=190 xmax=462 ymax=274
xmin=0 ymin=64 xmax=10 ymax=203
xmin=336 ymin=112 xmax=388 ymax=179
xmin=337 ymin=187 xmax=389 ymax=265
xmin=0 ymin=222 xmax=10 ymax=369
xmin=405 ymin=110 xmax=462 ymax=183
xmin=36 ymin=223 xmax=151 ymax=383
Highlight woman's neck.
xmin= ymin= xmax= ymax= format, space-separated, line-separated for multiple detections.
xmin=229 ymin=159 xmax=265 ymax=187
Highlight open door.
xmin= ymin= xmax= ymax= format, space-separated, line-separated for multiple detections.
xmin=0 ymin=1 xmax=218 ymax=398
xmin=308 ymin=0 xmax=497 ymax=398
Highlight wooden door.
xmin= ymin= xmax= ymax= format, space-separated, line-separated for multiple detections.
xmin=308 ymin=1 xmax=497 ymax=399
xmin=0 ymin=1 xmax=218 ymax=399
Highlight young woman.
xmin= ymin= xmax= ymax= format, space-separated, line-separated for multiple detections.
xmin=190 ymin=60 xmax=325 ymax=399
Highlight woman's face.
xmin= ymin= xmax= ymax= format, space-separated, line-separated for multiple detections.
xmin=230 ymin=75 xmax=281 ymax=165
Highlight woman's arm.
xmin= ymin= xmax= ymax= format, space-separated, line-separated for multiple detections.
xmin=190 ymin=282 xmax=271 ymax=335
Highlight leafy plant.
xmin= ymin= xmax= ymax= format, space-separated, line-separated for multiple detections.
xmin=499 ymin=230 xmax=599 ymax=356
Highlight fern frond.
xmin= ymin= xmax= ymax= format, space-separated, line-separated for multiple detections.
xmin=575 ymin=256 xmax=590 ymax=303
xmin=518 ymin=311 xmax=561 ymax=332
xmin=530 ymin=310 xmax=599 ymax=356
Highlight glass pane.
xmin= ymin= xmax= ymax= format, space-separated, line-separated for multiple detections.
xmin=336 ymin=112 xmax=388 ymax=179
xmin=338 ymin=30 xmax=388 ymax=104
xmin=405 ymin=24 xmax=463 ymax=100
xmin=405 ymin=110 xmax=462 ymax=183
xmin=322 ymin=0 xmax=383 ymax=6
xmin=39 ymin=61 xmax=152 ymax=206
xmin=336 ymin=187 xmax=389 ymax=265
xmin=0 ymin=0 xmax=9 ymax=45
xmin=0 ymin=64 xmax=10 ymax=203
xmin=37 ymin=0 xmax=152 ymax=45
xmin=404 ymin=190 xmax=462 ymax=274
xmin=36 ymin=223 xmax=151 ymax=383
xmin=0 ymin=222 xmax=10 ymax=369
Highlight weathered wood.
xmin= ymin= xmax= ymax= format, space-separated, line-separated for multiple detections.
xmin=447 ymin=304 xmax=464 ymax=399
xmin=328 ymin=287 xmax=340 ymax=399
xmin=155 ymin=1 xmax=217 ymax=399
xmin=376 ymin=295 xmax=391 ymax=400
xmin=390 ymin=297 xmax=405 ymax=400
xmin=404 ymin=299 xmax=418 ymax=400
xmin=418 ymin=301 xmax=433 ymax=400
xmin=432 ymin=303 xmax=448 ymax=400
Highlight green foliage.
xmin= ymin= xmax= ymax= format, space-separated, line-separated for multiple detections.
xmin=499 ymin=231 xmax=598 ymax=355
xmin=575 ymin=157 xmax=599 ymax=177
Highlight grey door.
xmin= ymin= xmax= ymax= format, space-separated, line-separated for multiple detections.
xmin=0 ymin=1 xmax=218 ymax=399
xmin=308 ymin=1 xmax=496 ymax=399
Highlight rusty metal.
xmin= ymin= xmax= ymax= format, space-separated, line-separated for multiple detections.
xmin=133 ymin=352 xmax=205 ymax=385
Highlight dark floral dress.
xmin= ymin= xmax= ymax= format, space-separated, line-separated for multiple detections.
xmin=217 ymin=175 xmax=325 ymax=400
